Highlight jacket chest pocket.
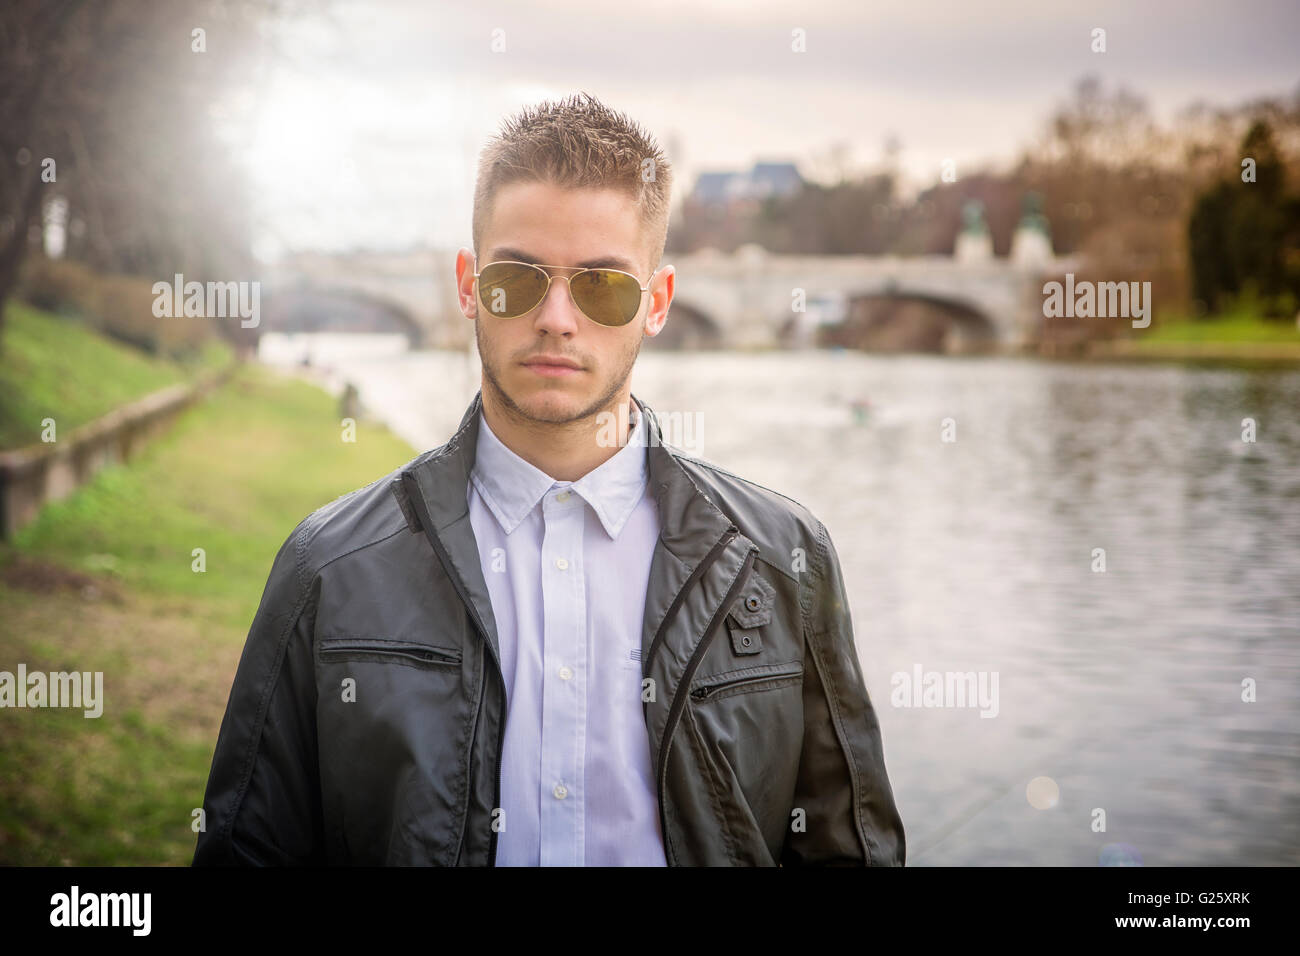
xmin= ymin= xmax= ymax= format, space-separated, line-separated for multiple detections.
xmin=318 ymin=637 xmax=463 ymax=668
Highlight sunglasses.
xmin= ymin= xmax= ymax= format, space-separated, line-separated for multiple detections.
xmin=474 ymin=259 xmax=657 ymax=327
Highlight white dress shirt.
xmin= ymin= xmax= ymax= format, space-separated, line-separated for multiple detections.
xmin=467 ymin=399 xmax=668 ymax=866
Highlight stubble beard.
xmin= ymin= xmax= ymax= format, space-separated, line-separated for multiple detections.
xmin=476 ymin=317 xmax=643 ymax=429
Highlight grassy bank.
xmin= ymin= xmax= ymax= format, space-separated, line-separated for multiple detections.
xmin=1144 ymin=312 xmax=1300 ymax=344
xmin=0 ymin=363 xmax=416 ymax=864
xmin=1087 ymin=311 xmax=1300 ymax=362
xmin=0 ymin=302 xmax=232 ymax=449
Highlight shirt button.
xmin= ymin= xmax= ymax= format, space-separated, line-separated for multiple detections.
xmin=553 ymin=783 xmax=567 ymax=799
xmin=559 ymin=665 xmax=573 ymax=680
xmin=556 ymin=491 xmax=571 ymax=502
xmin=555 ymin=557 xmax=569 ymax=570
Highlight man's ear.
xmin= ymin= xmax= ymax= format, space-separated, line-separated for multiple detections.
xmin=457 ymin=247 xmax=479 ymax=319
xmin=643 ymin=263 xmax=674 ymax=337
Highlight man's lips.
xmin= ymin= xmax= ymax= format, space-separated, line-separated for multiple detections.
xmin=521 ymin=356 xmax=584 ymax=376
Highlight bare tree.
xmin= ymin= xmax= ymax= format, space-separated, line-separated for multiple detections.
xmin=0 ymin=0 xmax=275 ymax=343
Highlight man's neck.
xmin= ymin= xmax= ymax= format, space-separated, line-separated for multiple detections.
xmin=480 ymin=388 xmax=637 ymax=483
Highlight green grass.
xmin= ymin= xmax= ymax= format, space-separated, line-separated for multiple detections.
xmin=1146 ymin=309 xmax=1300 ymax=344
xmin=0 ymin=364 xmax=417 ymax=864
xmin=0 ymin=302 xmax=233 ymax=449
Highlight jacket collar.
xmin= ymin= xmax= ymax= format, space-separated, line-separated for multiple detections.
xmin=469 ymin=398 xmax=649 ymax=540
xmin=394 ymin=388 xmax=746 ymax=665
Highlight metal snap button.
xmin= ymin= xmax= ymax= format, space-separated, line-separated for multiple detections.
xmin=745 ymin=596 xmax=760 ymax=611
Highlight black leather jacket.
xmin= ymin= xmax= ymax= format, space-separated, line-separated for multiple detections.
xmin=193 ymin=390 xmax=905 ymax=865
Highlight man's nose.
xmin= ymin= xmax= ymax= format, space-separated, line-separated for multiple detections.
xmin=533 ymin=274 xmax=582 ymax=334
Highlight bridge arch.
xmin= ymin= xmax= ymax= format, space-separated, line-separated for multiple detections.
xmin=824 ymin=288 xmax=999 ymax=353
xmin=261 ymin=283 xmax=424 ymax=346
xmin=648 ymin=298 xmax=723 ymax=350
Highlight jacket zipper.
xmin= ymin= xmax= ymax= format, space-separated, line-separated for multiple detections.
xmin=455 ymin=654 xmax=487 ymax=867
xmin=644 ymin=527 xmax=739 ymax=671
xmin=689 ymin=662 xmax=802 ymax=699
xmin=654 ymin=541 xmax=757 ymax=865
xmin=401 ymin=472 xmax=506 ymax=867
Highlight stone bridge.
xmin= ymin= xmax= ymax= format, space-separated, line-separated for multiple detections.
xmin=264 ymin=245 xmax=1082 ymax=351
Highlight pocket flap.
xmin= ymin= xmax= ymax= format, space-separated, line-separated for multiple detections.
xmin=726 ymin=568 xmax=775 ymax=628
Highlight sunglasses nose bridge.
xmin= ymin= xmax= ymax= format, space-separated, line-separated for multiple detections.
xmin=530 ymin=269 xmax=587 ymax=327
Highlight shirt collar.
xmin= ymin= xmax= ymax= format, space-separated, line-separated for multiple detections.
xmin=469 ymin=399 xmax=649 ymax=540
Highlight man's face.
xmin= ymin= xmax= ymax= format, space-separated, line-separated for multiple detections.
xmin=457 ymin=180 xmax=673 ymax=425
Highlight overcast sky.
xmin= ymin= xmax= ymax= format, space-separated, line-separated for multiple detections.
xmin=220 ymin=0 xmax=1300 ymax=258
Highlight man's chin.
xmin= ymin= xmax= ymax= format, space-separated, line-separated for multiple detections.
xmin=507 ymin=380 xmax=591 ymax=423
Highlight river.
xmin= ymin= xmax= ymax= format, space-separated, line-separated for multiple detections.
xmin=261 ymin=332 xmax=1300 ymax=866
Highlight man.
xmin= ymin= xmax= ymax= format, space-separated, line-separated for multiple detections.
xmin=194 ymin=92 xmax=904 ymax=866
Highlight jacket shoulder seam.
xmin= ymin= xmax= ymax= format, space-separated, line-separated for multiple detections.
xmin=294 ymin=479 xmax=413 ymax=580
xmin=310 ymin=522 xmax=409 ymax=578
xmin=668 ymin=449 xmax=814 ymax=585
xmin=668 ymin=448 xmax=812 ymax=516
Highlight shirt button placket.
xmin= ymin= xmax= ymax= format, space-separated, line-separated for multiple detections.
xmin=539 ymin=484 xmax=585 ymax=866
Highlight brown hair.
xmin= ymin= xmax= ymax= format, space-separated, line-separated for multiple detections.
xmin=472 ymin=91 xmax=674 ymax=278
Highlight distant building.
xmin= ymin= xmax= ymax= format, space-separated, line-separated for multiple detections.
xmin=688 ymin=161 xmax=804 ymax=207
xmin=691 ymin=172 xmax=737 ymax=205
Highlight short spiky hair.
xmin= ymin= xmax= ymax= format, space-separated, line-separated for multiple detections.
xmin=472 ymin=92 xmax=674 ymax=278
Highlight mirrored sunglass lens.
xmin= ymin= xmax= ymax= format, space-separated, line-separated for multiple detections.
xmin=478 ymin=263 xmax=546 ymax=317
xmin=570 ymin=270 xmax=641 ymax=326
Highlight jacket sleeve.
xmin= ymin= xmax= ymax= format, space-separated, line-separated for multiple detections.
xmin=193 ymin=520 xmax=326 ymax=865
xmin=781 ymin=518 xmax=905 ymax=866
